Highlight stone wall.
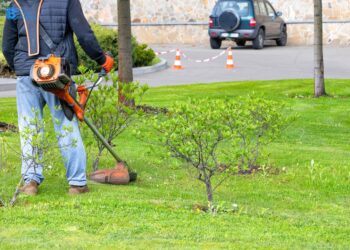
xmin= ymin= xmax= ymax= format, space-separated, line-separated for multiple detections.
xmin=81 ymin=0 xmax=350 ymax=46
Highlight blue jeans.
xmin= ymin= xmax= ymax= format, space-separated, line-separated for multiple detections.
xmin=16 ymin=76 xmax=87 ymax=186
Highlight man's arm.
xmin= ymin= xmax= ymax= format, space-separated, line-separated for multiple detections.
xmin=68 ymin=0 xmax=106 ymax=65
xmin=2 ymin=17 xmax=18 ymax=70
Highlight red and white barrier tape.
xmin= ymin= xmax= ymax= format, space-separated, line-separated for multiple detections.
xmin=155 ymin=49 xmax=176 ymax=56
xmin=181 ymin=49 xmax=227 ymax=63
xmin=155 ymin=48 xmax=231 ymax=63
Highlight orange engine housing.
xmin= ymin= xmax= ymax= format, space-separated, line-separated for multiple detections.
xmin=30 ymin=54 xmax=71 ymax=90
xmin=30 ymin=54 xmax=88 ymax=121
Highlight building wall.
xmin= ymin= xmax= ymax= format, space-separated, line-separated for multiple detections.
xmin=81 ymin=0 xmax=350 ymax=46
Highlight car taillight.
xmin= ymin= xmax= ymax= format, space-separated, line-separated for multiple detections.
xmin=250 ymin=18 xmax=257 ymax=27
xmin=209 ymin=17 xmax=214 ymax=28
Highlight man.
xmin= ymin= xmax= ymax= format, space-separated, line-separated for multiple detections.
xmin=2 ymin=0 xmax=114 ymax=195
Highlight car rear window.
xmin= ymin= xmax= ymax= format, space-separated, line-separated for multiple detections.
xmin=213 ymin=0 xmax=252 ymax=17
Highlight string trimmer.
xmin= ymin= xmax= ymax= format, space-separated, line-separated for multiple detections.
xmin=30 ymin=54 xmax=136 ymax=184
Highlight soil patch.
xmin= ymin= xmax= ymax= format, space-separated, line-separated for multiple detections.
xmin=135 ymin=105 xmax=168 ymax=114
xmin=0 ymin=122 xmax=17 ymax=132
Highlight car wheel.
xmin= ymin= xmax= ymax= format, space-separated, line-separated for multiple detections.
xmin=253 ymin=29 xmax=264 ymax=50
xmin=236 ymin=40 xmax=246 ymax=47
xmin=210 ymin=38 xmax=222 ymax=49
xmin=276 ymin=26 xmax=287 ymax=46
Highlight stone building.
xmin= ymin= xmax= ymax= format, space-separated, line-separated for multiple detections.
xmin=82 ymin=0 xmax=350 ymax=46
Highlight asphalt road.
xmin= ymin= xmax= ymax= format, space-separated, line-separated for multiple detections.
xmin=140 ymin=43 xmax=350 ymax=86
xmin=1 ymin=43 xmax=349 ymax=97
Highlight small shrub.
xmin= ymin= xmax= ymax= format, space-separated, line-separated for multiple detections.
xmin=7 ymin=109 xmax=75 ymax=206
xmin=151 ymin=97 xmax=291 ymax=211
xmin=79 ymin=69 xmax=149 ymax=171
xmin=223 ymin=96 xmax=290 ymax=173
xmin=74 ymin=24 xmax=156 ymax=73
xmin=132 ymin=43 xmax=156 ymax=68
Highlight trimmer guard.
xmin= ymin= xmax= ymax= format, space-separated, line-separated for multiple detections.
xmin=90 ymin=163 xmax=130 ymax=185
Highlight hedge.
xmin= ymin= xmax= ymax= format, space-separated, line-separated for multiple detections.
xmin=75 ymin=24 xmax=156 ymax=73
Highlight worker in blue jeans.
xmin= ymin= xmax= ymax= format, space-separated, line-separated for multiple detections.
xmin=2 ymin=0 xmax=114 ymax=195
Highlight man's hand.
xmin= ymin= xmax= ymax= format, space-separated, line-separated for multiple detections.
xmin=101 ymin=53 xmax=114 ymax=73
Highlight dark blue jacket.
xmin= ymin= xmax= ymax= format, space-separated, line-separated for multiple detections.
xmin=2 ymin=0 xmax=106 ymax=76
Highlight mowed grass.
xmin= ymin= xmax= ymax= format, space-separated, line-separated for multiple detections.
xmin=0 ymin=79 xmax=349 ymax=249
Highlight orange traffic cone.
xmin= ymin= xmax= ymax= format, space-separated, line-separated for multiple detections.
xmin=226 ymin=47 xmax=235 ymax=69
xmin=173 ymin=49 xmax=183 ymax=70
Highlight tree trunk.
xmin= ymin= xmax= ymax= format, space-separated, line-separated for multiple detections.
xmin=314 ymin=0 xmax=326 ymax=97
xmin=9 ymin=175 xmax=25 ymax=207
xmin=205 ymin=177 xmax=214 ymax=210
xmin=117 ymin=0 xmax=133 ymax=104
xmin=0 ymin=196 xmax=5 ymax=207
xmin=92 ymin=150 xmax=103 ymax=172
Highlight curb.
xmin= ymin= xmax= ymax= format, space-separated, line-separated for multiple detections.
xmin=133 ymin=58 xmax=168 ymax=76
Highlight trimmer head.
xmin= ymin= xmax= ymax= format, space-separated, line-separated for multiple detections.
xmin=90 ymin=162 xmax=131 ymax=185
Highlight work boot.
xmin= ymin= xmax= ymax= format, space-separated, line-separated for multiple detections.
xmin=20 ymin=180 xmax=39 ymax=196
xmin=69 ymin=185 xmax=89 ymax=195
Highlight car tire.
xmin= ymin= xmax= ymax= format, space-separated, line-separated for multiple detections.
xmin=236 ymin=40 xmax=246 ymax=47
xmin=252 ymin=29 xmax=264 ymax=50
xmin=276 ymin=26 xmax=287 ymax=46
xmin=210 ymin=38 xmax=222 ymax=49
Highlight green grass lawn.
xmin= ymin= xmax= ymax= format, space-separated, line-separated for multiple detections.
xmin=0 ymin=79 xmax=349 ymax=249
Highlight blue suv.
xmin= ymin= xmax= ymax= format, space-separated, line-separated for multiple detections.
xmin=209 ymin=0 xmax=287 ymax=49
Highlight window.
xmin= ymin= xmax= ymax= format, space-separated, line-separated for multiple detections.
xmin=257 ymin=0 xmax=267 ymax=16
xmin=265 ymin=2 xmax=276 ymax=17
xmin=254 ymin=1 xmax=260 ymax=15
xmin=214 ymin=1 xmax=252 ymax=17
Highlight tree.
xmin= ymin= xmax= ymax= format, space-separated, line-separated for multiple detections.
xmin=314 ymin=0 xmax=326 ymax=97
xmin=117 ymin=0 xmax=133 ymax=104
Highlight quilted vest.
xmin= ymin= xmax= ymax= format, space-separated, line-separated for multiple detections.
xmin=12 ymin=0 xmax=78 ymax=75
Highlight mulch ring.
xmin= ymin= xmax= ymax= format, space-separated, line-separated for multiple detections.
xmin=0 ymin=122 xmax=17 ymax=133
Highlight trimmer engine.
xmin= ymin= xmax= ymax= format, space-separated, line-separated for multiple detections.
xmin=30 ymin=54 xmax=71 ymax=90
xmin=30 ymin=54 xmax=86 ymax=121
